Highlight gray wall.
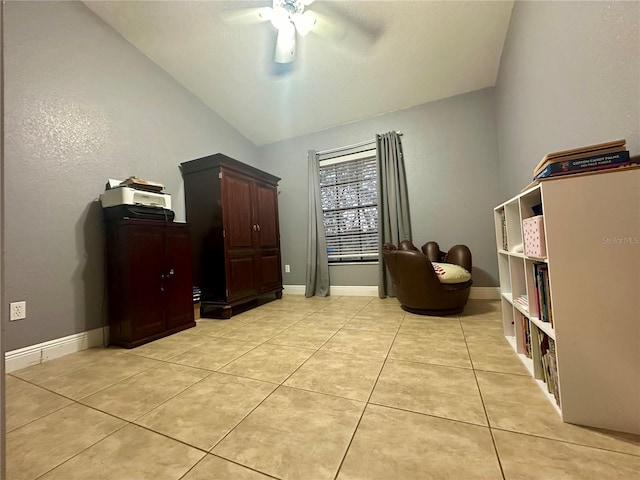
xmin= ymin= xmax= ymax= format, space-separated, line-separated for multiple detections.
xmin=496 ymin=1 xmax=640 ymax=199
xmin=260 ymin=88 xmax=503 ymax=289
xmin=4 ymin=1 xmax=260 ymax=351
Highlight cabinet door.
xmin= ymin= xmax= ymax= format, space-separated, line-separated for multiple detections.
xmin=125 ymin=225 xmax=166 ymax=340
xmin=221 ymin=169 xmax=257 ymax=300
xmin=254 ymin=182 xmax=280 ymax=249
xmin=164 ymin=226 xmax=195 ymax=330
xmin=254 ymin=182 xmax=283 ymax=292
xmin=222 ymin=170 xmax=255 ymax=250
xmin=256 ymin=253 xmax=282 ymax=292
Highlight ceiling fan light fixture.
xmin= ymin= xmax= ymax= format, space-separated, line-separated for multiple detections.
xmin=270 ymin=7 xmax=291 ymax=31
xmin=293 ymin=11 xmax=316 ymax=36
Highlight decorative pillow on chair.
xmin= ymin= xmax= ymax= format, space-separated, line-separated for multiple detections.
xmin=432 ymin=262 xmax=472 ymax=284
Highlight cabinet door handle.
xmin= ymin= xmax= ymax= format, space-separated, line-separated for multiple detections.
xmin=253 ymin=224 xmax=257 ymax=231
xmin=257 ymin=224 xmax=261 ymax=232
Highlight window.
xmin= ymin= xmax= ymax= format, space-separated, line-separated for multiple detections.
xmin=319 ymin=149 xmax=378 ymax=262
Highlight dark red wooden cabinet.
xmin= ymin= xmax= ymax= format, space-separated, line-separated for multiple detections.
xmin=105 ymin=219 xmax=195 ymax=347
xmin=181 ymin=153 xmax=283 ymax=317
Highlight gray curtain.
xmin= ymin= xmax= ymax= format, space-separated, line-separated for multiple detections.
xmin=305 ymin=150 xmax=330 ymax=297
xmin=377 ymin=132 xmax=412 ymax=298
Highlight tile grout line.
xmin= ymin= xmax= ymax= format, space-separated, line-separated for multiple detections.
xmin=32 ymin=412 xmax=131 ymax=480
xmin=200 ymin=303 xmax=365 ymax=462
xmin=332 ymin=301 xmax=406 ymax=480
xmin=460 ymin=314 xmax=507 ymax=480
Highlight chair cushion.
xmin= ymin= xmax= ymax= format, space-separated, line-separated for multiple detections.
xmin=432 ymin=262 xmax=472 ymax=284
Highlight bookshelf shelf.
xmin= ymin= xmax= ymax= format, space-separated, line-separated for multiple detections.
xmin=494 ymin=168 xmax=640 ymax=435
xmin=513 ymin=302 xmax=529 ymax=317
xmin=529 ymin=316 xmax=554 ymax=340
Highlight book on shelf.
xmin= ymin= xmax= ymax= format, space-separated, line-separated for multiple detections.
xmin=514 ymin=294 xmax=528 ymax=311
xmin=533 ymin=263 xmax=553 ymax=326
xmin=533 ymin=145 xmax=626 ymax=177
xmin=547 ymin=339 xmax=560 ymax=407
xmin=534 ymin=150 xmax=631 ymax=180
xmin=520 ymin=314 xmax=532 ymax=358
xmin=538 ymin=332 xmax=560 ymax=406
xmin=500 ymin=209 xmax=508 ymax=250
xmin=521 ymin=162 xmax=640 ymax=193
xmin=532 ymin=139 xmax=626 ymax=175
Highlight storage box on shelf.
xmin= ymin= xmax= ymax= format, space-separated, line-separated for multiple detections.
xmin=494 ymin=167 xmax=640 ymax=435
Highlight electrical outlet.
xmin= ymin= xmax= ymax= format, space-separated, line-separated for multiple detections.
xmin=10 ymin=301 xmax=26 ymax=321
xmin=285 ymin=264 xmax=291 ymax=273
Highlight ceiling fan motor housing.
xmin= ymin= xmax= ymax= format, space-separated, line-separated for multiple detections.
xmin=275 ymin=0 xmax=305 ymax=16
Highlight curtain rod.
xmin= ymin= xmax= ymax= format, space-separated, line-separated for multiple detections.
xmin=316 ymin=131 xmax=403 ymax=156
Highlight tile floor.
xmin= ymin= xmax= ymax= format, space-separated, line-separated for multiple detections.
xmin=6 ymin=296 xmax=640 ymax=479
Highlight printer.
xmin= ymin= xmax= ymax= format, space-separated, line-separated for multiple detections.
xmin=100 ymin=178 xmax=175 ymax=221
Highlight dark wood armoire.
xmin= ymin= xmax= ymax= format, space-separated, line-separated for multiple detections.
xmin=105 ymin=219 xmax=195 ymax=347
xmin=180 ymin=153 xmax=283 ymax=318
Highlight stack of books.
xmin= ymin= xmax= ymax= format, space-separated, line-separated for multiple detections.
xmin=514 ymin=294 xmax=529 ymax=313
xmin=192 ymin=286 xmax=202 ymax=304
xmin=532 ymin=139 xmax=636 ymax=181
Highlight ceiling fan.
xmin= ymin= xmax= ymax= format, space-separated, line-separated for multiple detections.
xmin=222 ymin=0 xmax=379 ymax=66
xmin=261 ymin=0 xmax=317 ymax=63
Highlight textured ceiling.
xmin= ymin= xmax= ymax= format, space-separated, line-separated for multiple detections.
xmin=84 ymin=1 xmax=514 ymax=146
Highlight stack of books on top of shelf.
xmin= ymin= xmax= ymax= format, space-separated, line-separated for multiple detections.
xmin=524 ymin=139 xmax=638 ymax=190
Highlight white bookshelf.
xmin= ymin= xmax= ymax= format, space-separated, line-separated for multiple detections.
xmin=494 ymin=168 xmax=640 ymax=435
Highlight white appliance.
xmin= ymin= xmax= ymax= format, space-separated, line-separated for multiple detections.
xmin=100 ymin=186 xmax=172 ymax=210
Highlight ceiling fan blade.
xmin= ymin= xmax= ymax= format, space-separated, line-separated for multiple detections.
xmin=220 ymin=6 xmax=272 ymax=26
xmin=274 ymin=24 xmax=296 ymax=64
xmin=310 ymin=6 xmax=381 ymax=55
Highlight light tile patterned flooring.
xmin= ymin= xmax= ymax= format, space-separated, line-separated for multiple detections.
xmin=6 ymin=296 xmax=640 ymax=479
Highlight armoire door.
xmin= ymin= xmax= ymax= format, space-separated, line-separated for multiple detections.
xmin=221 ymin=169 xmax=257 ymax=301
xmin=254 ymin=182 xmax=282 ymax=292
xmin=254 ymin=182 xmax=279 ymax=249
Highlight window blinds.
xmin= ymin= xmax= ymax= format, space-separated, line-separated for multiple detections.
xmin=319 ymin=152 xmax=378 ymax=261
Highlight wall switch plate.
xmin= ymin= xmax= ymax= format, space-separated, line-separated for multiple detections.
xmin=285 ymin=264 xmax=290 ymax=273
xmin=10 ymin=301 xmax=26 ymax=321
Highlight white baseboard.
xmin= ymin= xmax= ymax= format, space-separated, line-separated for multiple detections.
xmin=468 ymin=287 xmax=501 ymax=300
xmin=283 ymin=285 xmax=378 ymax=296
xmin=282 ymin=285 xmax=306 ymax=295
xmin=283 ymin=285 xmax=500 ymax=299
xmin=5 ymin=327 xmax=107 ymax=373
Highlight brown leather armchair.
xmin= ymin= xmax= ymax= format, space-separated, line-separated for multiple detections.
xmin=382 ymin=240 xmax=472 ymax=315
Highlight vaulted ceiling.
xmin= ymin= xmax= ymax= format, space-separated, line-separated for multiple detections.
xmin=84 ymin=1 xmax=514 ymax=146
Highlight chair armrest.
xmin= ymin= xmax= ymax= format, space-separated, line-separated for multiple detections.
xmin=398 ymin=240 xmax=419 ymax=251
xmin=421 ymin=241 xmax=445 ymax=262
xmin=445 ymin=245 xmax=472 ymax=273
